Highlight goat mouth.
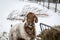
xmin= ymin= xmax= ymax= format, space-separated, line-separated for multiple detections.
xmin=28 ymin=23 xmax=34 ymax=26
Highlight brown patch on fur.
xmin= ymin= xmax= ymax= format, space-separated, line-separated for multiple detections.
xmin=23 ymin=12 xmax=38 ymax=23
xmin=24 ymin=23 xmax=36 ymax=38
xmin=27 ymin=12 xmax=38 ymax=23
xmin=38 ymin=26 xmax=60 ymax=40
xmin=24 ymin=12 xmax=38 ymax=40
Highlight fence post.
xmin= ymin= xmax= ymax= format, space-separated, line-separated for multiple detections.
xmin=40 ymin=0 xmax=41 ymax=4
xmin=48 ymin=0 xmax=50 ymax=9
xmin=43 ymin=0 xmax=44 ymax=7
xmin=55 ymin=0 xmax=58 ymax=12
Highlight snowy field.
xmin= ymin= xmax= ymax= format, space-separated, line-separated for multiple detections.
xmin=0 ymin=0 xmax=60 ymax=40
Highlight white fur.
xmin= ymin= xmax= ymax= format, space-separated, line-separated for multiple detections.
xmin=9 ymin=23 xmax=31 ymax=40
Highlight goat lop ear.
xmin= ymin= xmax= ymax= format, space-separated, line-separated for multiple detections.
xmin=34 ymin=15 xmax=38 ymax=23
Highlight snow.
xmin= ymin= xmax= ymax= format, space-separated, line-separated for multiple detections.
xmin=0 ymin=0 xmax=38 ymax=33
xmin=39 ymin=2 xmax=60 ymax=13
xmin=0 ymin=0 xmax=60 ymax=39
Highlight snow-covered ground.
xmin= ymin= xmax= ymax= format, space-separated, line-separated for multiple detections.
xmin=0 ymin=0 xmax=60 ymax=40
xmin=0 ymin=0 xmax=38 ymax=33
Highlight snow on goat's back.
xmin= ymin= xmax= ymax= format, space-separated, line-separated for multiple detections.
xmin=9 ymin=23 xmax=30 ymax=40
